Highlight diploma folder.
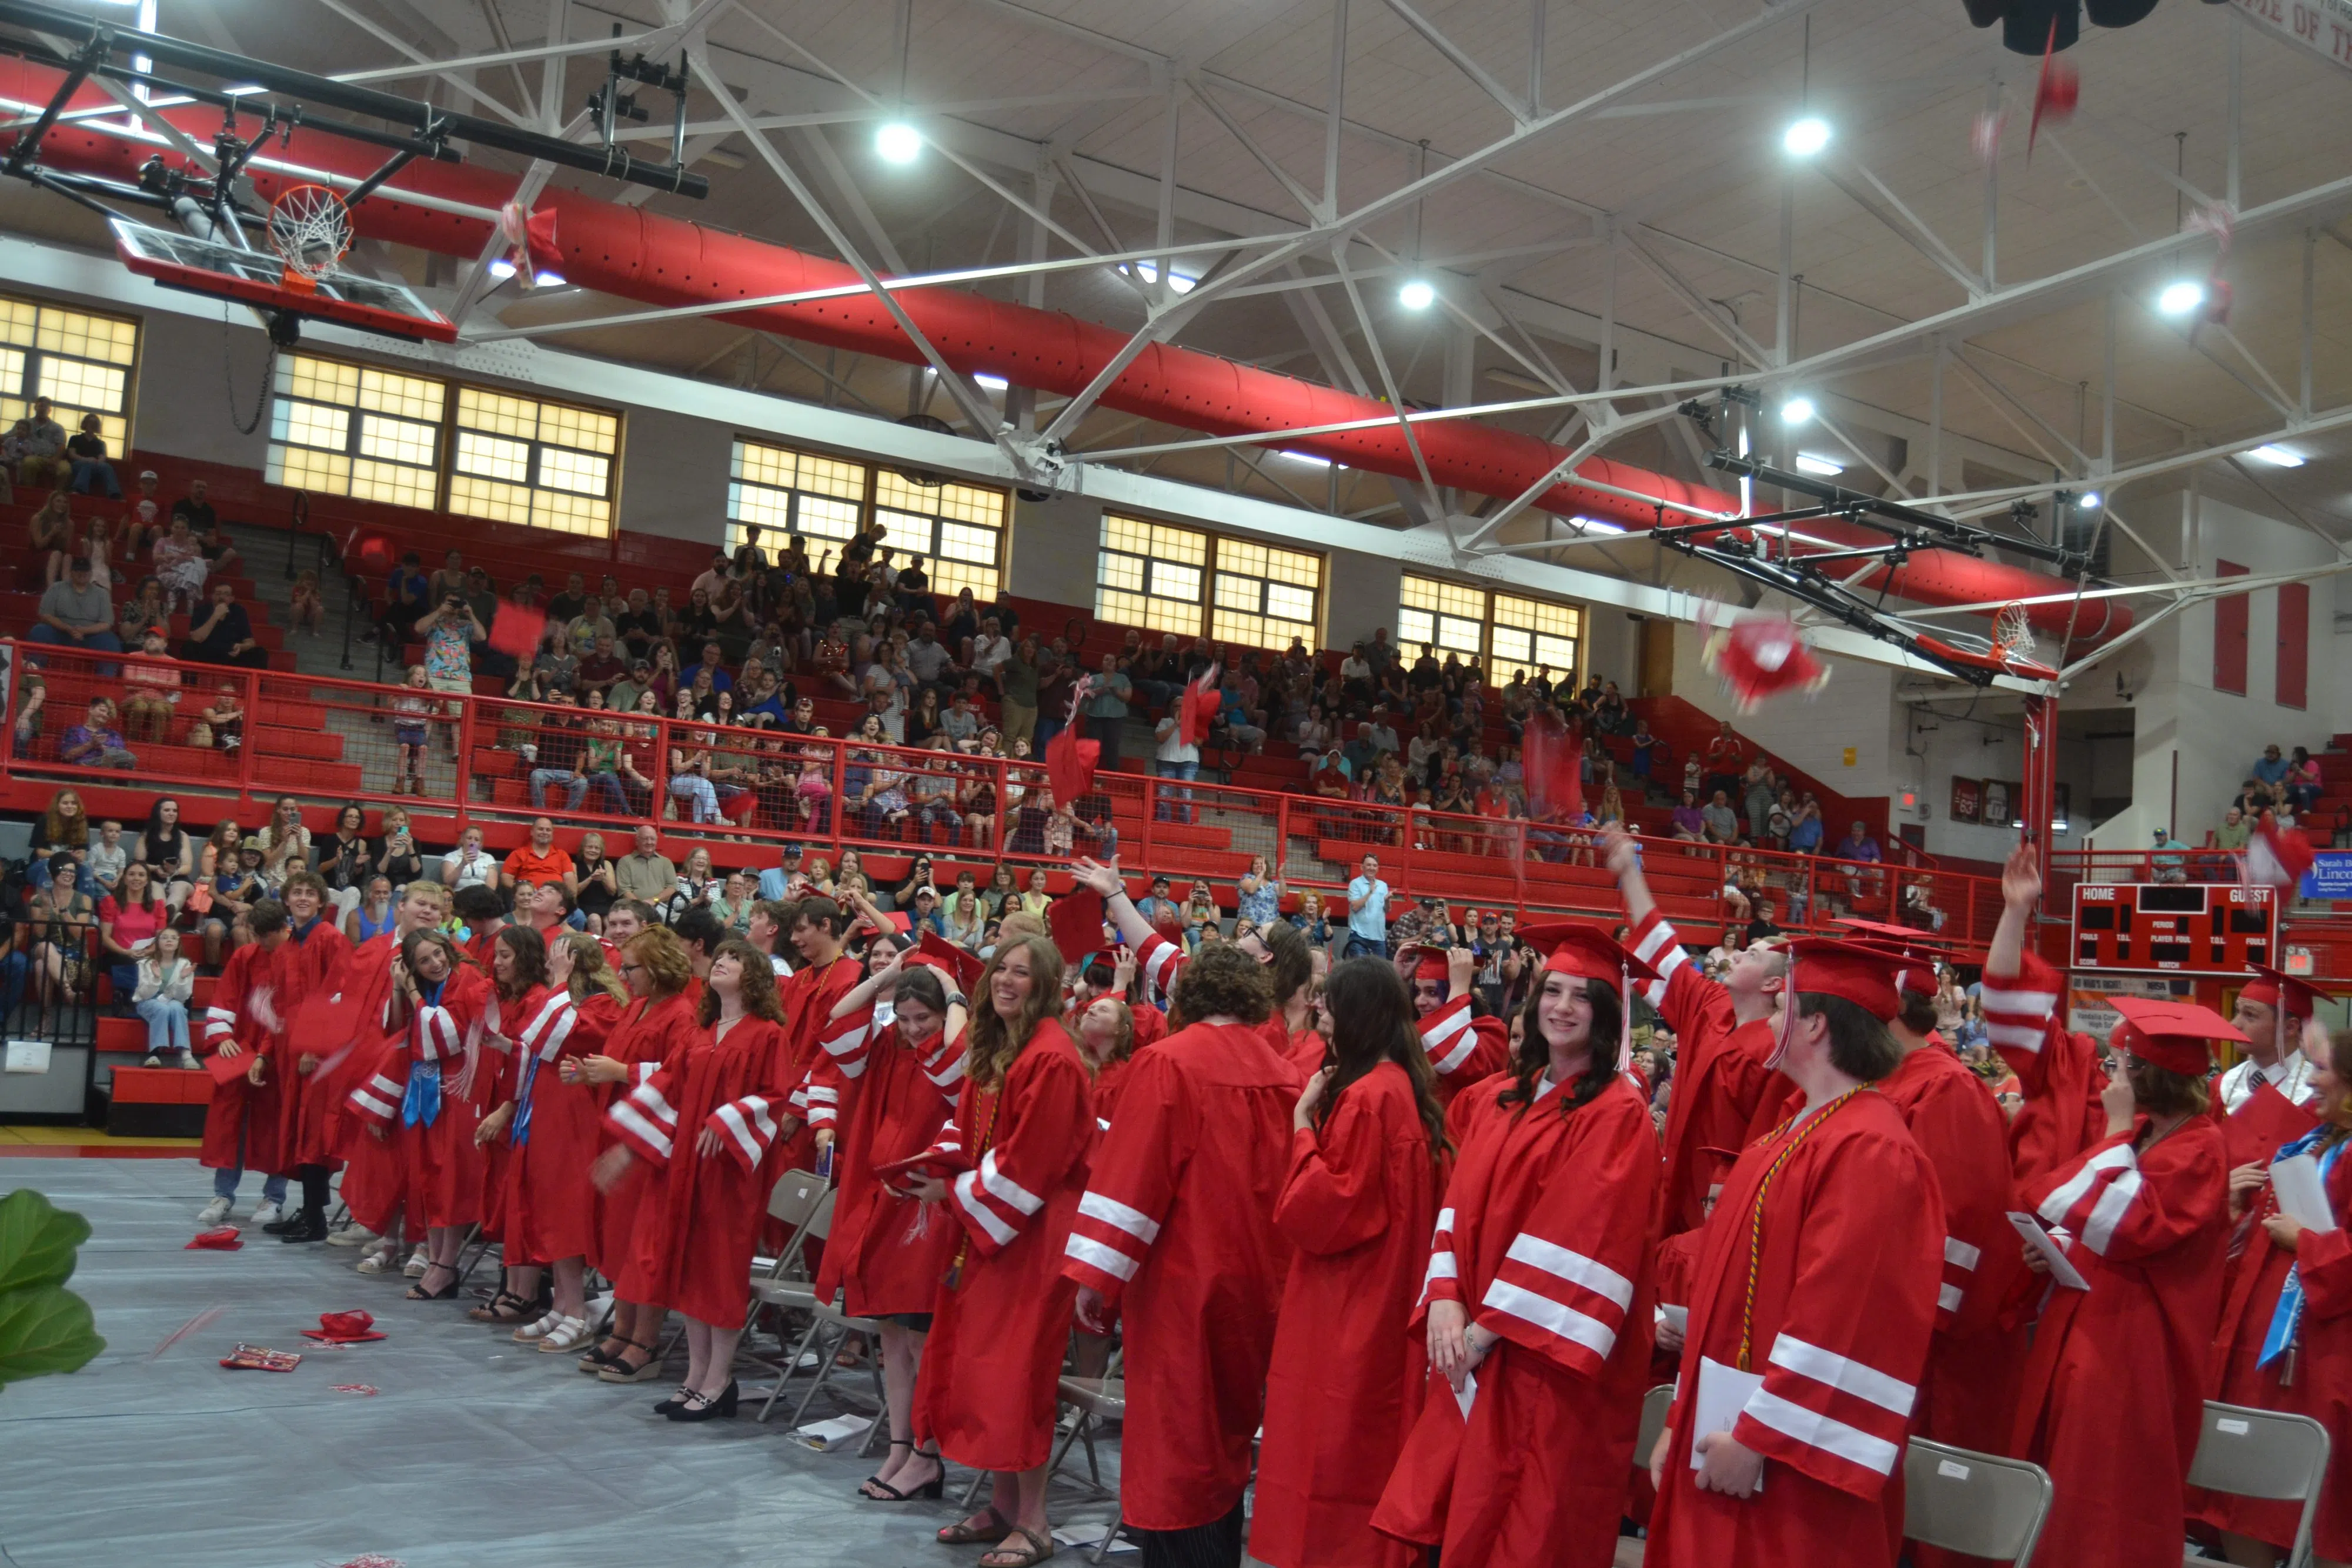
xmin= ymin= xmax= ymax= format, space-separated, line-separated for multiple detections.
xmin=2007 ymin=1211 xmax=2092 ymax=1291
xmin=872 ymin=1149 xmax=974 ymax=1185
xmin=2270 ymin=1153 xmax=2338 ymax=1233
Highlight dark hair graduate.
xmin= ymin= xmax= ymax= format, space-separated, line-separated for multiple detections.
xmin=1503 ymin=967 xmax=1622 ymax=1116
xmin=1318 ymin=956 xmax=1449 ymax=1167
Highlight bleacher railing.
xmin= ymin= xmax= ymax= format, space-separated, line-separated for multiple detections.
xmin=2 ymin=638 xmax=2004 ymax=942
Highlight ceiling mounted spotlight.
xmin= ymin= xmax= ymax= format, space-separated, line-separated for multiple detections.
xmin=874 ymin=122 xmax=923 ymax=164
xmin=1398 ymin=279 xmax=1436 ymax=310
xmin=1783 ymin=116 xmax=1831 ymax=157
xmin=1780 ymin=395 xmax=1816 ymax=424
xmin=1793 ymin=452 xmax=1845 ymax=476
xmin=2156 ymin=279 xmax=2206 ymax=317
xmin=2076 ymin=490 xmax=2102 ymax=509
xmin=2247 ymin=444 xmax=2305 ymax=467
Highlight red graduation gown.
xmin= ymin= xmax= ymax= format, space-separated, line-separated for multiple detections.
xmin=2221 ymin=1071 xmax=2323 ymax=1170
xmin=270 ymin=917 xmax=350 ymax=1169
xmin=587 ymin=991 xmax=700 ymax=1280
xmin=781 ymin=953 xmax=865 ymax=1164
xmin=1648 ymin=1091 xmax=1945 ymax=1568
xmin=393 ymin=965 xmax=493 ymax=1231
xmin=2190 ymin=1146 xmax=2352 ymax=1552
xmin=1373 ymin=1072 xmax=1658 ymax=1568
xmin=325 ymin=934 xmax=410 ymax=1235
xmin=1061 ymin=1020 xmax=1298 ymax=1532
xmin=913 ymin=1018 xmax=1093 ymax=1473
xmin=1631 ymin=910 xmax=1778 ymax=1239
xmin=473 ymin=982 xmax=549 ymax=1241
xmin=496 ymin=990 xmax=620 ymax=1268
xmin=1875 ymin=1041 xmax=2025 ymax=1456
xmin=197 ymin=942 xmax=290 ymax=1176
xmin=812 ymin=1004 xmax=965 ymax=1317
xmin=1980 ymin=956 xmax=2106 ymax=1185
xmin=1252 ymin=1063 xmax=1442 ymax=1568
xmin=1414 ymin=996 xmax=1509 ymax=1109
xmin=609 ymin=1012 xmax=793 ymax=1329
xmin=2012 ymin=1114 xmax=2227 ymax=1568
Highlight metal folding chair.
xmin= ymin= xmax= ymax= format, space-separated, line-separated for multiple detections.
xmin=744 ymin=1186 xmax=883 ymax=1438
xmin=1050 ymin=1376 xmax=1127 ymax=1566
xmin=2183 ymin=1400 xmax=2331 ymax=1568
xmin=1903 ymin=1437 xmax=2054 ymax=1567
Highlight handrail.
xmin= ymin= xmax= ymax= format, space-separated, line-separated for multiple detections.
xmin=0 ymin=638 xmax=2001 ymax=937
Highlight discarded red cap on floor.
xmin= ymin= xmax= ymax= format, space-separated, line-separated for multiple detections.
xmin=302 ymin=1310 xmax=386 ymax=1343
xmin=185 ymin=1226 xmax=243 ymax=1250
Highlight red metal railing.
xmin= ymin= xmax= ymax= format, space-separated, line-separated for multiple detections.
xmin=4 ymin=638 xmax=2000 ymax=941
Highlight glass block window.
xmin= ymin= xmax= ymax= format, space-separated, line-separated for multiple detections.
xmin=1210 ymin=537 xmax=1322 ymax=652
xmin=265 ymin=353 xmax=447 ymax=510
xmin=1398 ymin=574 xmax=1486 ymax=659
xmin=1489 ymin=593 xmax=1582 ymax=681
xmin=447 ymin=387 xmax=619 ymax=535
xmin=1097 ymin=514 xmax=1211 ymax=638
xmin=726 ymin=439 xmax=870 ymax=559
xmin=873 ymin=471 xmax=1008 ymax=600
xmin=0 ymin=293 xmax=138 ymax=451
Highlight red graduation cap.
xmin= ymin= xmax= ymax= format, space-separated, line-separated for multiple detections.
xmin=1833 ymin=918 xmax=1956 ymax=997
xmin=302 ymin=1310 xmax=386 ymax=1344
xmin=1701 ymin=610 xmax=1830 ymax=711
xmin=486 ymin=602 xmax=547 ymax=662
xmin=1782 ymin=937 xmax=1912 ymax=1023
xmin=2239 ymin=966 xmax=2338 ymax=1023
xmin=1516 ymin=923 xmax=1660 ymax=1073
xmin=1176 ymin=668 xmax=1224 ymax=748
xmin=1520 ymin=709 xmax=1583 ymax=821
xmin=2109 ymin=995 xmax=2246 ymax=1079
xmin=1394 ymin=942 xmax=1452 ymax=985
xmin=1048 ymin=887 xmax=1108 ymax=967
xmin=201 ymin=1048 xmax=253 ymax=1087
xmin=185 ymin=1226 xmax=243 ymax=1251
xmin=1045 ymin=717 xmax=1100 ymax=805
xmin=909 ymin=930 xmax=983 ymax=993
xmin=2244 ymin=815 xmax=2317 ymax=895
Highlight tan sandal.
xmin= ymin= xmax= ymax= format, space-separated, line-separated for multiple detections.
xmin=977 ymin=1526 xmax=1057 ymax=1567
xmin=936 ymin=1507 xmax=1011 ymax=1546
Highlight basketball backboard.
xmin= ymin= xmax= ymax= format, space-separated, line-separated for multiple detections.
xmin=110 ymin=218 xmax=457 ymax=345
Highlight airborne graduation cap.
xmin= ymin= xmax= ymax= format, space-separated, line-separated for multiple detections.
xmin=909 ymin=930 xmax=984 ymax=997
xmin=1833 ymin=916 xmax=1961 ymax=998
xmin=1515 ymin=922 xmax=1660 ymax=1074
xmin=2106 ymin=995 xmax=2247 ymax=1078
xmin=1772 ymin=937 xmax=1912 ymax=1070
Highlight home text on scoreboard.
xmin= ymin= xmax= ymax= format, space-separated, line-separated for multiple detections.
xmin=2069 ymin=883 xmax=2277 ymax=976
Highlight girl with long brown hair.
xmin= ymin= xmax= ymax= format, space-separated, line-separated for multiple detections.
xmin=486 ymin=932 xmax=629 ymax=1354
xmin=1375 ymin=927 xmax=1662 ymax=1567
xmin=379 ymin=927 xmax=494 ymax=1302
xmin=1257 ymin=955 xmax=1450 ymax=1568
xmin=468 ymin=925 xmax=552 ymax=1323
xmin=903 ymin=932 xmax=1092 ymax=1567
xmin=566 ymin=925 xmax=704 ymax=1381
xmin=594 ymin=939 xmax=795 ymax=1421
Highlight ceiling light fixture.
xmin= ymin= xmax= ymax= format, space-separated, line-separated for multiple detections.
xmin=2076 ymin=489 xmax=2101 ymax=509
xmin=2247 ymin=444 xmax=2306 ymax=467
xmin=1568 ymin=515 xmax=1625 ymax=535
xmin=974 ymin=373 xmax=1009 ymax=391
xmin=1398 ymin=279 xmax=1436 ymax=310
xmin=1780 ymin=395 xmax=1816 ymax=425
xmin=874 ymin=122 xmax=923 ymax=164
xmin=1280 ymin=450 xmax=1333 ymax=467
xmin=1127 ymin=261 xmax=1196 ymax=295
xmin=2156 ymin=279 xmax=2206 ymax=317
xmin=487 ymin=257 xmax=517 ymax=280
xmin=532 ymin=269 xmax=567 ymax=288
xmin=1793 ymin=452 xmax=1845 ymax=476
xmin=1782 ymin=116 xmax=1831 ymax=157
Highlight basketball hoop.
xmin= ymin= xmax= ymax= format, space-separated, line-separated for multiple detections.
xmin=1990 ymin=602 xmax=2033 ymax=667
xmin=267 ymin=185 xmax=353 ymax=295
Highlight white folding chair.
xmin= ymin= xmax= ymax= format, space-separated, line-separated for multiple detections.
xmin=1614 ymin=1386 xmax=1676 ymax=1567
xmin=1903 ymin=1437 xmax=2054 ymax=1568
xmin=2184 ymin=1400 xmax=2331 ymax=1568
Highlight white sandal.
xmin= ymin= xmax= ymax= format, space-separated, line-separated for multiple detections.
xmin=355 ymin=1245 xmax=396 ymax=1275
xmin=512 ymin=1311 xmax=560 ymax=1343
xmin=536 ymin=1315 xmax=593 ymax=1353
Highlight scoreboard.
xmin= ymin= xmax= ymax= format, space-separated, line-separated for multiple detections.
xmin=2070 ymin=883 xmax=2277 ymax=975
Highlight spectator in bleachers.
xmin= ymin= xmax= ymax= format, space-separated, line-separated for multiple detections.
xmin=2252 ymin=743 xmax=2291 ymax=805
xmin=345 ymin=874 xmax=396 ymax=944
xmin=504 ymin=816 xmax=577 ymax=899
xmin=2150 ymin=825 xmax=2190 ymax=884
xmin=116 ymin=575 xmax=165 ymax=647
xmin=441 ymin=824 xmax=503 ymax=900
xmin=380 ymin=550 xmax=430 ymax=646
xmin=113 ymin=469 xmax=162 ymax=559
xmin=1835 ymin=818 xmax=1885 ymax=904
xmin=65 ymin=414 xmax=121 ymax=499
xmin=98 ymin=860 xmax=168 ymax=1000
xmin=192 ymin=817 xmax=239 ymax=884
xmin=575 ymin=633 xmax=625 ymax=706
xmin=59 ymin=697 xmax=136 ymax=771
xmin=119 ymin=628 xmax=181 ymax=743
xmin=616 ymin=824 xmax=679 ymax=905
xmin=1788 ymin=792 xmax=1824 ymax=856
xmin=531 ymin=627 xmax=579 ymax=697
xmin=1344 ymin=853 xmax=1391 ymax=959
xmin=198 ymin=836 xmax=267 ymax=966
xmin=1767 ymin=787 xmax=1796 ymax=850
xmin=2287 ymin=745 xmax=2324 ymax=813
xmin=135 ymin=797 xmax=193 ymax=911
xmin=151 ymin=515 xmax=209 ymax=615
xmin=286 ymin=569 xmax=326 ymax=638
xmin=1700 ymin=788 xmax=1738 ymax=845
xmin=528 ymin=691 xmax=591 ymax=810
xmin=29 ymin=855 xmax=95 ymax=1032
xmin=29 ymin=554 xmax=121 ymax=660
xmin=424 ymin=548 xmax=466 ymax=607
xmin=372 ymin=804 xmax=427 ymax=892
xmin=995 ymin=633 xmax=1041 ymax=753
xmin=970 ymin=616 xmax=1013 ymax=692
xmin=255 ymin=795 xmax=310 ymax=881
xmin=1084 ymin=651 xmax=1133 ymax=765
xmin=183 ymin=580 xmax=269 ymax=670
xmin=9 ymin=397 xmax=68 ymax=487
xmin=319 ymin=804 xmax=373 ymax=924
xmin=131 ymin=925 xmax=195 ymax=1068
xmin=415 ymin=590 xmax=486 ymax=711
xmin=172 ymin=481 xmax=239 ymax=574
xmin=86 ymin=820 xmax=125 ymax=898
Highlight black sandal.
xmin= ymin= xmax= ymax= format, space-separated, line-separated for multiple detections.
xmin=467 ymin=1289 xmax=535 ymax=1324
xmin=405 ymin=1265 xmax=459 ymax=1302
xmin=863 ymin=1446 xmax=945 ymax=1501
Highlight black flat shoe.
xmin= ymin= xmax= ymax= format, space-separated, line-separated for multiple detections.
xmin=663 ymin=1379 xmax=737 ymax=1422
xmin=652 ymin=1388 xmax=691 ymax=1416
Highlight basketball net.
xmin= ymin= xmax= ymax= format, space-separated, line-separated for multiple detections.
xmin=268 ymin=183 xmax=353 ymax=295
